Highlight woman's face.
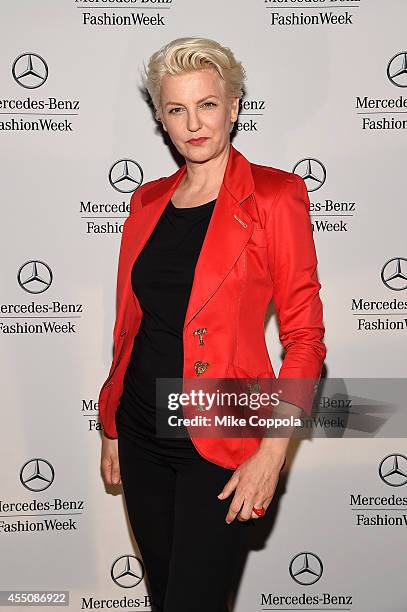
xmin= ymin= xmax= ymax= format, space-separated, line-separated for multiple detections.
xmin=158 ymin=67 xmax=239 ymax=163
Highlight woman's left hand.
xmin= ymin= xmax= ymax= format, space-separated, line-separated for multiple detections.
xmin=217 ymin=448 xmax=285 ymax=523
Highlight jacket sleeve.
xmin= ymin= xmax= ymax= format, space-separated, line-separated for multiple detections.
xmin=265 ymin=173 xmax=327 ymax=415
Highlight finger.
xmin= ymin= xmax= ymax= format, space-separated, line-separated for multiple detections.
xmin=111 ymin=460 xmax=121 ymax=485
xmin=237 ymin=497 xmax=258 ymax=522
xmin=217 ymin=470 xmax=239 ymax=500
xmin=251 ymin=496 xmax=272 ymax=519
xmin=101 ymin=456 xmax=120 ymax=486
xmin=101 ymin=458 xmax=112 ymax=485
xmin=113 ymin=474 xmax=122 ymax=486
xmin=225 ymin=493 xmax=245 ymax=524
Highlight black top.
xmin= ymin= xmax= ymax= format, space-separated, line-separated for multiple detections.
xmin=115 ymin=196 xmax=216 ymax=453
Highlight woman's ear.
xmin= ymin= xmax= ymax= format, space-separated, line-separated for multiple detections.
xmin=159 ymin=116 xmax=168 ymax=133
xmin=155 ymin=107 xmax=167 ymax=132
xmin=230 ymin=96 xmax=240 ymax=123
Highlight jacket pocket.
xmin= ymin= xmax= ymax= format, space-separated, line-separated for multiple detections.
xmin=227 ymin=363 xmax=274 ymax=379
xmin=226 ymin=364 xmax=276 ymax=398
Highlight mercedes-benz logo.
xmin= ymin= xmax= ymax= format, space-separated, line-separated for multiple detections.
xmin=110 ymin=555 xmax=145 ymax=588
xmin=289 ymin=551 xmax=323 ymax=585
xmin=12 ymin=53 xmax=48 ymax=89
xmin=108 ymin=160 xmax=143 ymax=193
xmin=292 ymin=159 xmax=326 ymax=192
xmin=379 ymin=454 xmax=407 ymax=487
xmin=380 ymin=258 xmax=407 ymax=291
xmin=17 ymin=260 xmax=53 ymax=294
xmin=387 ymin=52 xmax=407 ymax=88
xmin=20 ymin=458 xmax=55 ymax=492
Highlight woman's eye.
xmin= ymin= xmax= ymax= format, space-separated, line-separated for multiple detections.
xmin=168 ymin=102 xmax=216 ymax=114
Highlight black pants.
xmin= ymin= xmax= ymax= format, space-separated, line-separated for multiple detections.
xmin=117 ymin=431 xmax=252 ymax=612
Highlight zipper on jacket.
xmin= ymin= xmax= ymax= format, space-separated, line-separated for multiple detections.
xmin=233 ymin=214 xmax=248 ymax=228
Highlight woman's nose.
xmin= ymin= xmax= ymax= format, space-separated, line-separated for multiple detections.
xmin=187 ymin=111 xmax=202 ymax=132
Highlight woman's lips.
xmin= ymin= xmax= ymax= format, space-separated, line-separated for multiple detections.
xmin=187 ymin=137 xmax=209 ymax=145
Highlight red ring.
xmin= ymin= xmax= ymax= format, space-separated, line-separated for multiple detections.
xmin=252 ymin=505 xmax=266 ymax=517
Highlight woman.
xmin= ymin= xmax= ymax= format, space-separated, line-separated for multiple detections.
xmin=99 ymin=37 xmax=326 ymax=612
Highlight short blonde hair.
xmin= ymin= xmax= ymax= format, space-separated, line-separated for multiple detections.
xmin=141 ymin=37 xmax=246 ymax=121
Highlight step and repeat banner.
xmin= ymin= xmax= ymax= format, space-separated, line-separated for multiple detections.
xmin=1 ymin=1 xmax=406 ymax=610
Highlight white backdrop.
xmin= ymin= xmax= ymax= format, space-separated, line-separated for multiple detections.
xmin=1 ymin=1 xmax=406 ymax=610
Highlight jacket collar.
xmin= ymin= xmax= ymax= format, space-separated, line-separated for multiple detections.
xmin=141 ymin=142 xmax=255 ymax=208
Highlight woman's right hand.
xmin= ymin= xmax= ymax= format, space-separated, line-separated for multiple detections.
xmin=101 ymin=433 xmax=122 ymax=486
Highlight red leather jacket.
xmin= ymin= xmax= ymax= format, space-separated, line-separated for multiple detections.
xmin=98 ymin=143 xmax=326 ymax=469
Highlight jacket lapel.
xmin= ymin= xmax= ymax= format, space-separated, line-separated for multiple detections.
xmin=122 ymin=143 xmax=256 ymax=327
